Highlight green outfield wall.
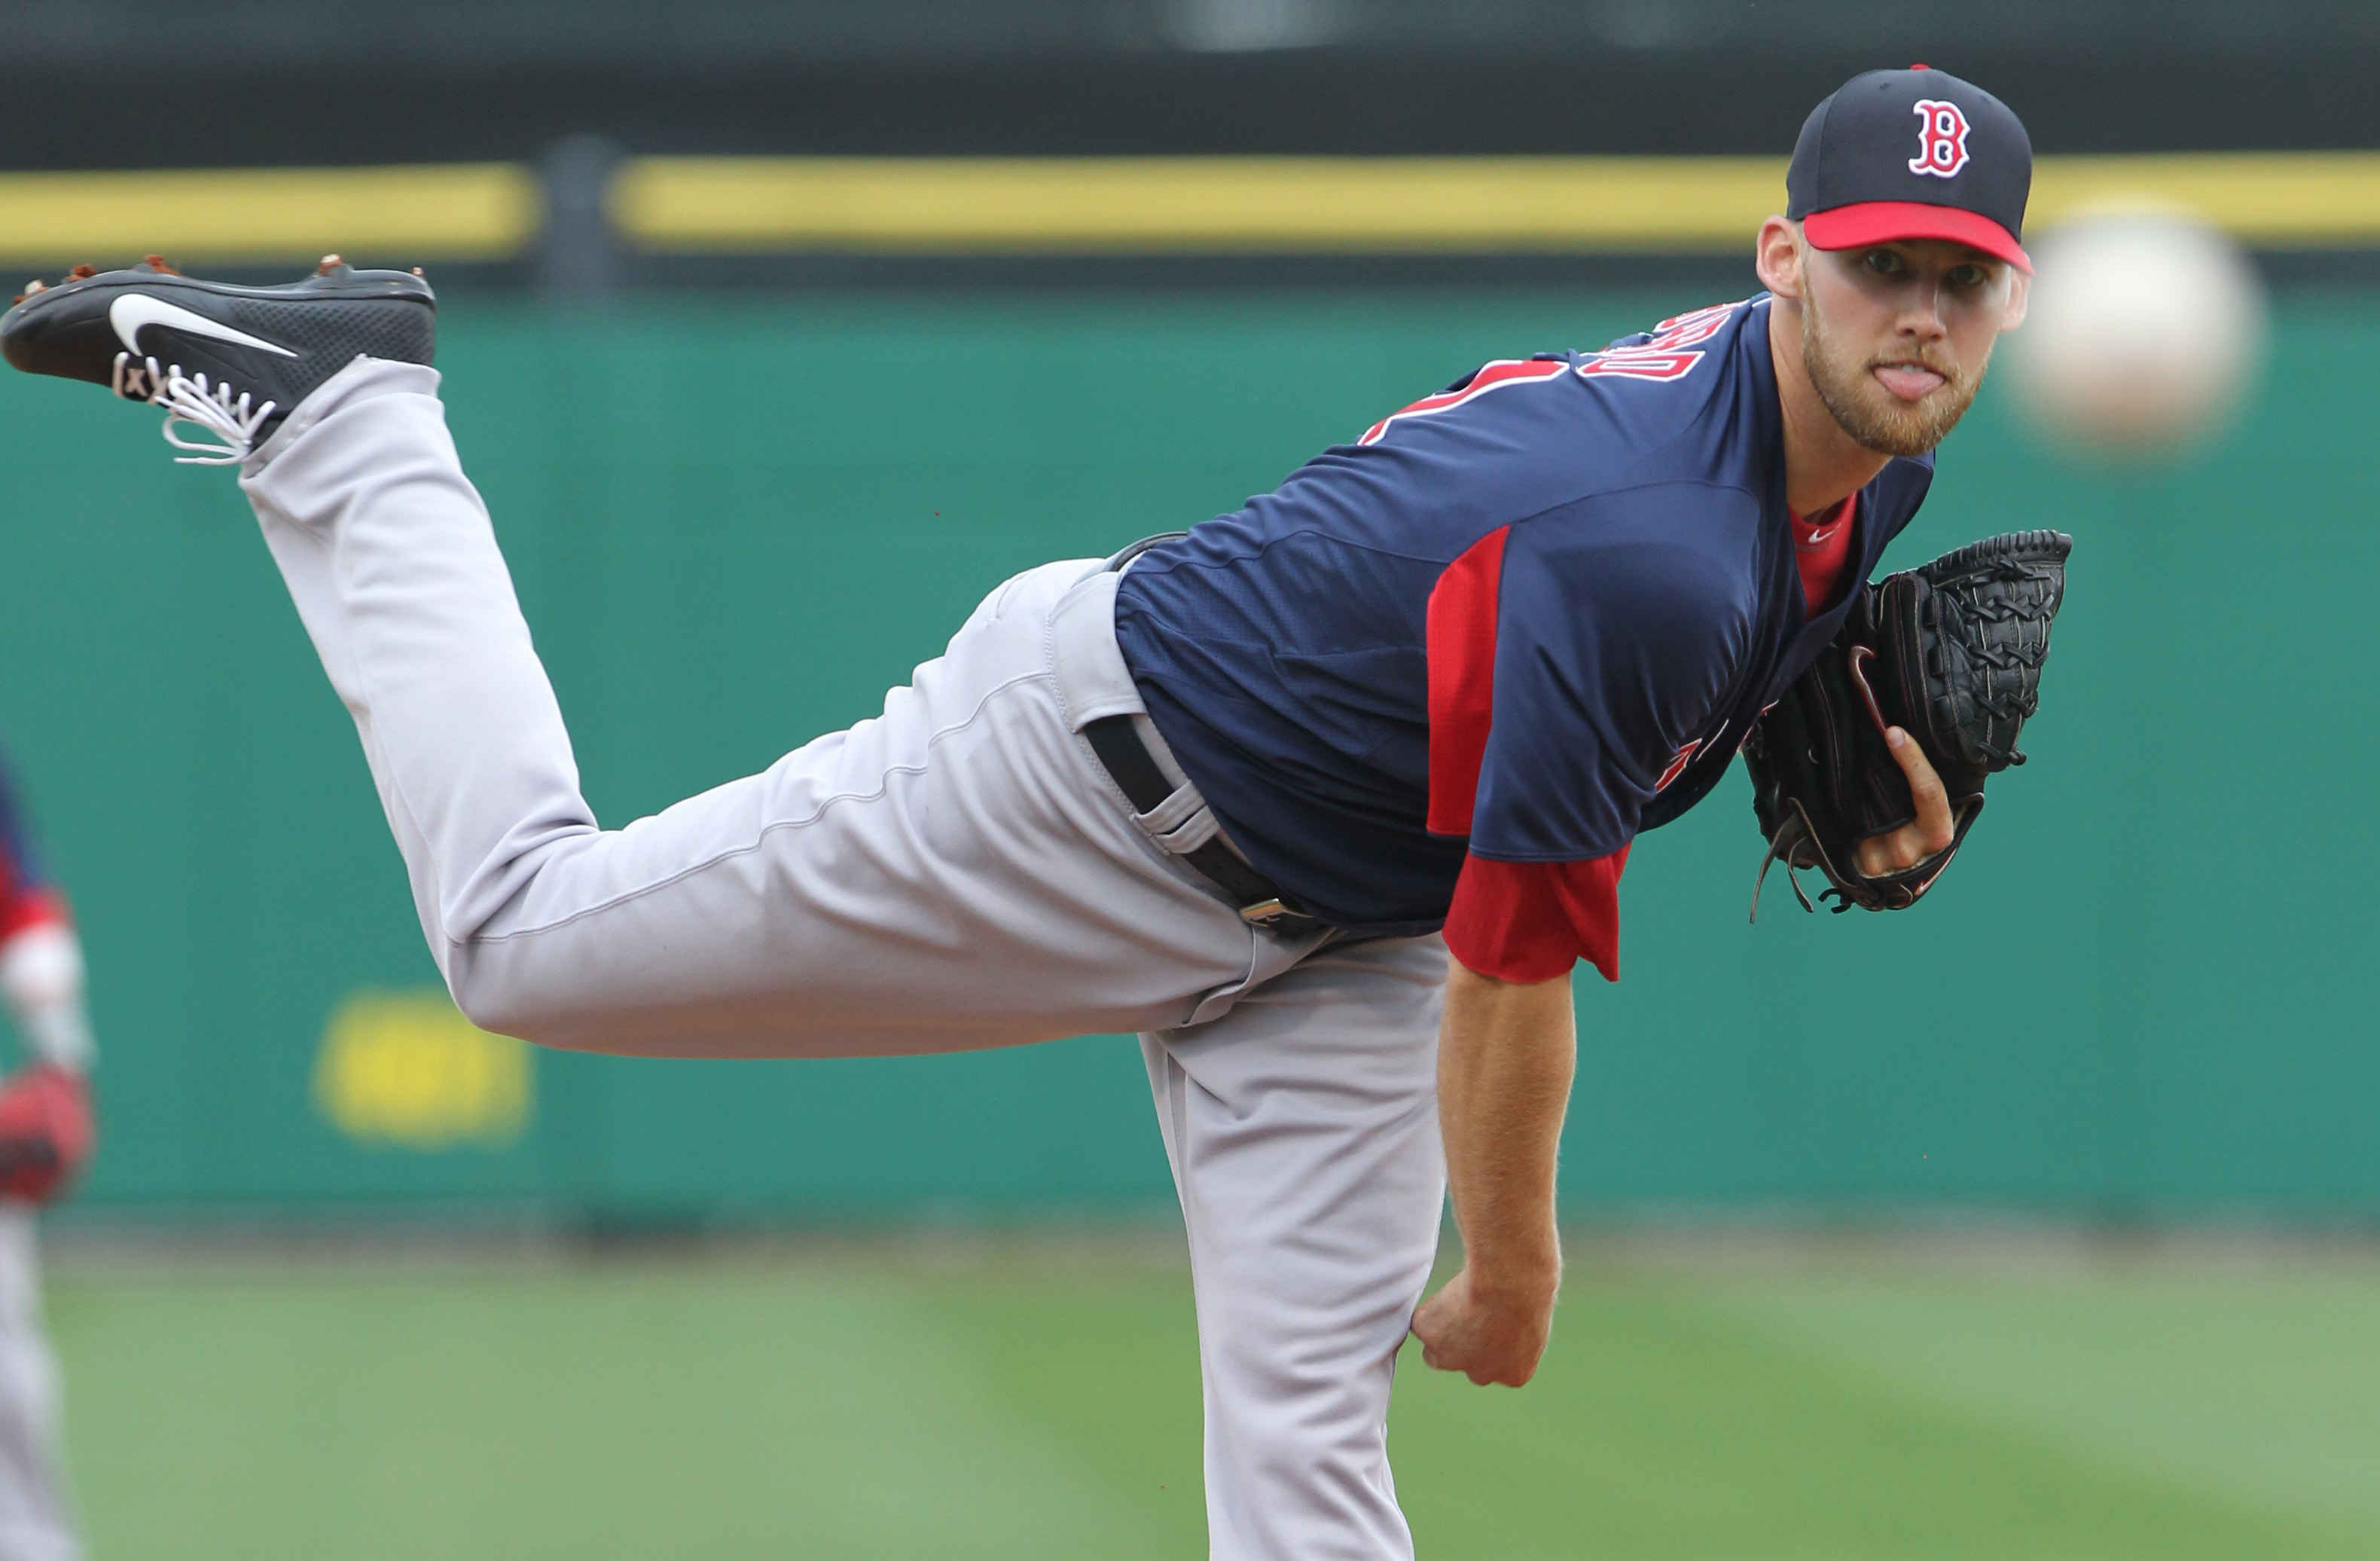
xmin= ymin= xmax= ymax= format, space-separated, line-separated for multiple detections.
xmin=0 ymin=288 xmax=2372 ymax=1224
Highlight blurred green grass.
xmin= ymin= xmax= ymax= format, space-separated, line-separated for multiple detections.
xmin=44 ymin=1242 xmax=2380 ymax=1559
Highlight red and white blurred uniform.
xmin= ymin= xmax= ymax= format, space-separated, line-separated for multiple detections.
xmin=0 ymin=745 xmax=93 ymax=1561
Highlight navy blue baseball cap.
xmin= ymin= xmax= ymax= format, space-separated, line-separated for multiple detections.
xmin=1787 ymin=66 xmax=2034 ymax=273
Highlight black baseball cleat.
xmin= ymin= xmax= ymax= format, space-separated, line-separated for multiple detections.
xmin=1 ymin=255 xmax=435 ymax=464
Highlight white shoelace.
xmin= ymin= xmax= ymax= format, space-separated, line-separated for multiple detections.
xmin=111 ymin=351 xmax=278 ymax=466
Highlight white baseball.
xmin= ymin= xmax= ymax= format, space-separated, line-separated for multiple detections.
xmin=2002 ymin=207 xmax=2269 ymax=457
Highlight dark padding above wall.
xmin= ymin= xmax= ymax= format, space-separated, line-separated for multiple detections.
xmin=2 ymin=0 xmax=2378 ymax=169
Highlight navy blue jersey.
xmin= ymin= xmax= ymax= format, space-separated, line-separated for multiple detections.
xmin=0 ymin=738 xmax=61 ymax=939
xmin=1111 ymin=295 xmax=1936 ymax=937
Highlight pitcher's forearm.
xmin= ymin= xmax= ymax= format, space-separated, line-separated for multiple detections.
xmin=1437 ymin=959 xmax=1576 ymax=1296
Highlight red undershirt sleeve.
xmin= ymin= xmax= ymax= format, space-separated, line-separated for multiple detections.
xmin=0 ymin=885 xmax=66 ymax=944
xmin=1442 ymin=848 xmax=1630 ymax=985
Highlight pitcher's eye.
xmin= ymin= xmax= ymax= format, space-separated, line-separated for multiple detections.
xmin=1863 ymin=249 xmax=1906 ymax=276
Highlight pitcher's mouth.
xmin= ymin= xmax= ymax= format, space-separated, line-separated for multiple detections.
xmin=1872 ymin=363 xmax=1948 ymax=401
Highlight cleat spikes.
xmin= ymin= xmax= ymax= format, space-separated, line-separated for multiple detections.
xmin=316 ymin=254 xmax=346 ymax=276
xmin=66 ymin=264 xmax=95 ymax=281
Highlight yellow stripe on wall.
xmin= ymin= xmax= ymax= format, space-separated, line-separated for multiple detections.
xmin=617 ymin=152 xmax=2380 ymax=254
xmin=2029 ymin=152 xmax=2380 ymax=246
xmin=1 ymin=154 xmax=2378 ymax=265
xmin=0 ymin=164 xmax=541 ymax=267
xmin=611 ymin=155 xmax=1793 ymax=254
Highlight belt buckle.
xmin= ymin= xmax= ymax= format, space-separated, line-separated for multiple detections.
xmin=1238 ymin=897 xmax=1307 ymax=929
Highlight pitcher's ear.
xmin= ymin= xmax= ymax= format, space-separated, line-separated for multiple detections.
xmin=2000 ymin=269 xmax=2031 ymax=331
xmin=1756 ymin=216 xmax=1806 ymax=300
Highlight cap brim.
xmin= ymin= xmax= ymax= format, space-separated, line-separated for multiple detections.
xmin=1802 ymin=201 xmax=2032 ymax=273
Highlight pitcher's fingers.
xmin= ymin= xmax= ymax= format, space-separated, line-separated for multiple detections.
xmin=1410 ymin=1299 xmax=1445 ymax=1367
xmin=1857 ymin=823 xmax=1922 ymax=875
xmin=1886 ymin=727 xmax=1956 ymax=854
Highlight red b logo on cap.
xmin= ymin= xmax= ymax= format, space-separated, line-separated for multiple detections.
xmin=1908 ymin=99 xmax=1971 ymax=178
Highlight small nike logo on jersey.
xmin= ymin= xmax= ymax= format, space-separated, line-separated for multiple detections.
xmin=109 ymin=294 xmax=296 ymax=359
xmin=1799 ymin=524 xmax=1842 ymax=547
xmin=1655 ymin=740 xmax=1701 ymax=793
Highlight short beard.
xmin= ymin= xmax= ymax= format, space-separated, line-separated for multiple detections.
xmin=1800 ymin=293 xmax=1988 ymax=457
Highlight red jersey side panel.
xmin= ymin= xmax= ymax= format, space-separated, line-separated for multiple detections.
xmin=1425 ymin=524 xmax=1509 ymax=837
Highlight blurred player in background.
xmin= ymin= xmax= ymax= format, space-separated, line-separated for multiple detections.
xmin=0 ymin=741 xmax=96 ymax=1561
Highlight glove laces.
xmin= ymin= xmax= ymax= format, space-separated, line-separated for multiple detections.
xmin=111 ymin=351 xmax=277 ymax=466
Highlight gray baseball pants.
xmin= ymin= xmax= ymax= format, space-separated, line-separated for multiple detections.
xmin=238 ymin=358 xmax=1451 ymax=1561
xmin=0 ymin=1211 xmax=75 ymax=1561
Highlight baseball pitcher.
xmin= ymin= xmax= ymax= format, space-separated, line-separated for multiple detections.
xmin=1 ymin=68 xmax=2064 ymax=1560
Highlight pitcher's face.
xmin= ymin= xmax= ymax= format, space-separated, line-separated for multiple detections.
xmin=1798 ymin=237 xmax=2029 ymax=457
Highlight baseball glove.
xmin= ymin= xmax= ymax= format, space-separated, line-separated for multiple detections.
xmin=1743 ymin=529 xmax=2071 ymax=916
xmin=0 ymin=1064 xmax=93 ymax=1204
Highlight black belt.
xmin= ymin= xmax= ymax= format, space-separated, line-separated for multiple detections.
xmin=1091 ymin=533 xmax=1318 ymax=933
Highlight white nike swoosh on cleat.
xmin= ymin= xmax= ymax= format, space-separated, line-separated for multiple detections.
xmin=109 ymin=293 xmax=297 ymax=358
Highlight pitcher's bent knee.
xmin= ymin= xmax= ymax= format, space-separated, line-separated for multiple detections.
xmin=444 ymin=956 xmax=575 ymax=1046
